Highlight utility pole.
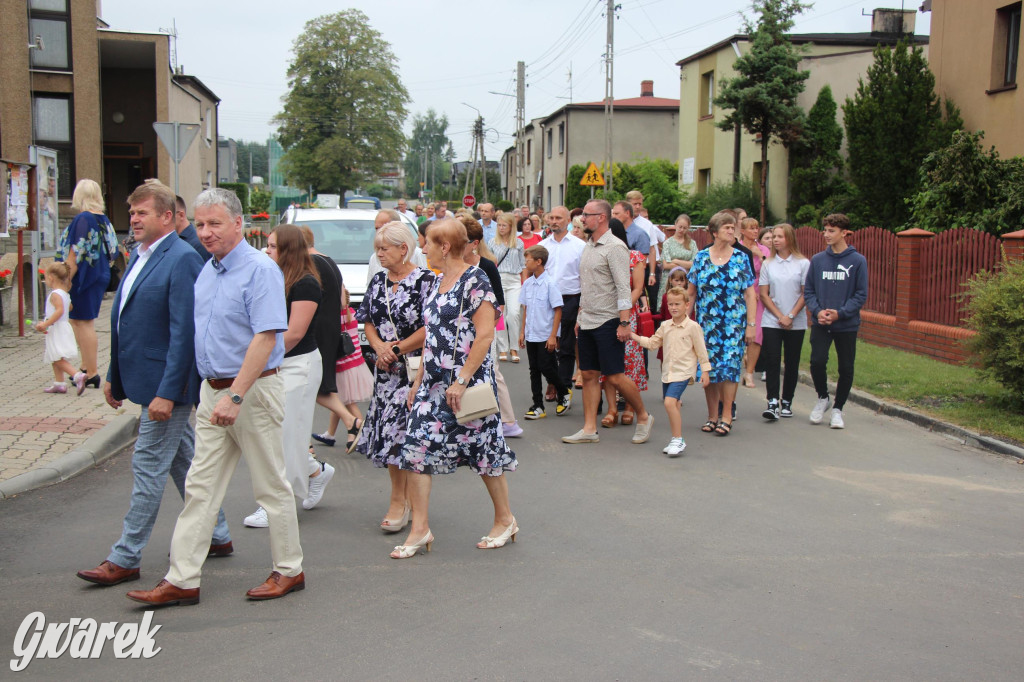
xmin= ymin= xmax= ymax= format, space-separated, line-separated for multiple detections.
xmin=477 ymin=117 xmax=488 ymax=202
xmin=604 ymin=0 xmax=618 ymax=194
xmin=515 ymin=60 xmax=526 ymax=206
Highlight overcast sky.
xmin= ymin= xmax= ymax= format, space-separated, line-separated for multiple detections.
xmin=99 ymin=0 xmax=930 ymax=163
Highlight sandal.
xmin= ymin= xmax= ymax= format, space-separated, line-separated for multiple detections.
xmin=621 ymin=411 xmax=634 ymax=426
xmin=742 ymin=373 xmax=756 ymax=388
xmin=601 ymin=411 xmax=619 ymax=428
xmin=701 ymin=420 xmax=717 ymax=433
xmin=714 ymin=421 xmax=732 ymax=436
xmin=345 ymin=418 xmax=364 ymax=453
xmin=510 ymin=353 xmax=520 ymax=363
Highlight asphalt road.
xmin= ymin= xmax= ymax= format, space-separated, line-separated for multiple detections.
xmin=2 ymin=365 xmax=1023 ymax=680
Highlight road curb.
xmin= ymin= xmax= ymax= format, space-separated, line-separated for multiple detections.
xmin=0 ymin=413 xmax=139 ymax=499
xmin=797 ymin=371 xmax=1024 ymax=461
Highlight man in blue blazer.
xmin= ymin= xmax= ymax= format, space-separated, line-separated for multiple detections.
xmin=77 ymin=180 xmax=232 ymax=587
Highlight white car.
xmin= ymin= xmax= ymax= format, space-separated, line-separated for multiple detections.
xmin=281 ymin=206 xmax=420 ymax=347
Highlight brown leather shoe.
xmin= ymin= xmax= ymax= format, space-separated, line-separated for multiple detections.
xmin=246 ymin=571 xmax=305 ymax=600
xmin=77 ymin=560 xmax=140 ymax=586
xmin=208 ymin=541 xmax=234 ymax=557
xmin=126 ymin=579 xmax=199 ymax=606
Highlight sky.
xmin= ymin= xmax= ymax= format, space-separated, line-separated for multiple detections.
xmin=99 ymin=0 xmax=930 ymax=164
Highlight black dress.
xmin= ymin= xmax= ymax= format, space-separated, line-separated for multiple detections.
xmin=311 ymin=253 xmax=342 ymax=394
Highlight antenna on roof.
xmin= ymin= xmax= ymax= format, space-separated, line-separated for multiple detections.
xmin=159 ymin=19 xmax=179 ymax=73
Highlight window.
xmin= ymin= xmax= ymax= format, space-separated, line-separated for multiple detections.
xmin=699 ymin=71 xmax=715 ymax=118
xmin=546 ymin=129 xmax=552 ymax=158
xmin=32 ymin=94 xmax=74 ymax=197
xmin=995 ymin=3 xmax=1022 ymax=88
xmin=527 ymin=139 xmax=531 ymax=165
xmin=547 ymin=186 xmax=552 ymax=209
xmin=558 ymin=123 xmax=565 ymax=154
xmin=205 ymin=107 xmax=213 ymax=144
xmin=559 ymin=183 xmax=564 ymax=205
xmin=753 ymin=161 xmax=769 ymax=197
xmin=29 ymin=0 xmax=70 ymax=71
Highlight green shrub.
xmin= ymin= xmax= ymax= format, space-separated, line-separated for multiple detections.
xmin=703 ymin=175 xmax=768 ymax=224
xmin=495 ymin=200 xmax=513 ymax=212
xmin=963 ymin=259 xmax=1024 ymax=398
xmin=250 ymin=188 xmax=272 ymax=214
xmin=219 ymin=183 xmax=250 ymax=214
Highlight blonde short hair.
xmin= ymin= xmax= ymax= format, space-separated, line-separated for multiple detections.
xmin=374 ymin=221 xmax=417 ymax=263
xmin=72 ymin=179 xmax=105 ymax=213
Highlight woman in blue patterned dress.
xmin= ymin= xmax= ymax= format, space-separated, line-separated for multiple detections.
xmin=392 ymin=218 xmax=518 ymax=559
xmin=59 ymin=179 xmax=119 ymax=389
xmin=355 ymin=222 xmax=435 ymax=533
xmin=686 ymin=211 xmax=757 ymax=436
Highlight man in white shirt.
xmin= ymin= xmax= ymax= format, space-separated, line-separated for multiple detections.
xmin=627 ymin=190 xmax=665 ymax=313
xmin=539 ymin=205 xmax=585 ymax=395
xmin=396 ymin=198 xmax=417 ymax=223
xmin=479 ymin=203 xmax=498 ymax=244
xmin=366 ymin=209 xmax=428 ymax=285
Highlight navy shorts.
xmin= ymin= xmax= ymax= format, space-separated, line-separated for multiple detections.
xmin=662 ymin=380 xmax=690 ymax=400
xmin=577 ymin=319 xmax=626 ymax=376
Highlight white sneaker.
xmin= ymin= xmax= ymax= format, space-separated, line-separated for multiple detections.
xmin=244 ymin=506 xmax=268 ymax=528
xmin=664 ymin=438 xmax=686 ymax=458
xmin=302 ymin=461 xmax=335 ymax=510
xmin=829 ymin=409 xmax=845 ymax=429
xmin=809 ymin=397 xmax=831 ymax=425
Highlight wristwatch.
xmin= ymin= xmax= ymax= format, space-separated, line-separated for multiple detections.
xmin=747 ymin=322 xmax=756 ymax=328
xmin=456 ymin=376 xmax=467 ymax=385
xmin=786 ymin=313 xmax=795 ymax=320
xmin=391 ymin=344 xmax=402 ymax=356
xmin=229 ymin=390 xmax=243 ymax=405
xmin=618 ymin=320 xmax=631 ymax=327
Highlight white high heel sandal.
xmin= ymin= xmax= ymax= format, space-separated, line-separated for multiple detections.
xmin=390 ymin=531 xmax=433 ymax=559
xmin=477 ymin=517 xmax=519 ymax=549
xmin=380 ymin=504 xmax=411 ymax=533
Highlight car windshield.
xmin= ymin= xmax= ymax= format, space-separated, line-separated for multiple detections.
xmin=293 ymin=218 xmax=375 ymax=264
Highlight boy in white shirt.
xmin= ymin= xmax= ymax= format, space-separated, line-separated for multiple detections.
xmin=631 ymin=287 xmax=711 ymax=456
xmin=519 ymin=245 xmax=570 ymax=419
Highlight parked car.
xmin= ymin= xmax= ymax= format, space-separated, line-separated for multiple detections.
xmin=280 ymin=206 xmax=419 ymax=348
xmin=344 ymin=195 xmax=381 ymax=209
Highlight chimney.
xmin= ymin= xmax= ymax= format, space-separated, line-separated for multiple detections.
xmin=640 ymin=80 xmax=654 ymax=97
xmin=871 ymin=8 xmax=916 ymax=35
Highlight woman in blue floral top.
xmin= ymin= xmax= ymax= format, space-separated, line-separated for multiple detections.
xmin=355 ymin=222 xmax=436 ymax=534
xmin=686 ymin=211 xmax=757 ymax=437
xmin=392 ymin=219 xmax=518 ymax=559
xmin=59 ymin=179 xmax=118 ymax=388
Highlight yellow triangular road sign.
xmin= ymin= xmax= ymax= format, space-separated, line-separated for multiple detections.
xmin=580 ymin=162 xmax=606 ymax=187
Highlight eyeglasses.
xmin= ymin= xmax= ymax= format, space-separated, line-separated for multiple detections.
xmin=581 ymin=212 xmax=602 ymax=218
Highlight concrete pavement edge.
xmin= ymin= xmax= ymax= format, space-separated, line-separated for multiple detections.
xmin=0 ymin=413 xmax=139 ymax=499
xmin=796 ymin=371 xmax=1024 ymax=461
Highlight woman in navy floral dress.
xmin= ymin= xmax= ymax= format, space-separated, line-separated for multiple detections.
xmin=686 ymin=211 xmax=757 ymax=436
xmin=356 ymin=222 xmax=436 ymax=534
xmin=392 ymin=219 xmax=518 ymax=559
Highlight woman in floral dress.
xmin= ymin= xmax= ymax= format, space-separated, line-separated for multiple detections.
xmin=392 ymin=218 xmax=518 ymax=559
xmin=686 ymin=211 xmax=757 ymax=436
xmin=356 ymin=222 xmax=436 ymax=534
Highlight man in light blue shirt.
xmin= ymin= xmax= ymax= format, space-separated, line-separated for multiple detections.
xmin=479 ymin=203 xmax=498 ymax=244
xmin=127 ymin=187 xmax=305 ymax=608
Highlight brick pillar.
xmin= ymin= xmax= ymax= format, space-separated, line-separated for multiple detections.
xmin=1001 ymin=230 xmax=1024 ymax=262
xmin=895 ymin=228 xmax=934 ymax=325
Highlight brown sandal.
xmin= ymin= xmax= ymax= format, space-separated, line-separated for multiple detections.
xmin=620 ymin=411 xmax=635 ymax=426
xmin=601 ymin=411 xmax=618 ymax=428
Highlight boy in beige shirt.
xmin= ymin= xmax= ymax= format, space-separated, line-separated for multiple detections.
xmin=631 ymin=286 xmax=711 ymax=457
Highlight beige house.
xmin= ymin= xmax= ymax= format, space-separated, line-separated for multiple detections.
xmin=0 ymin=0 xmax=219 ymax=237
xmin=676 ymin=25 xmax=927 ymax=220
xmin=502 ymin=81 xmax=679 ymax=209
xmin=925 ymin=0 xmax=1022 ymax=158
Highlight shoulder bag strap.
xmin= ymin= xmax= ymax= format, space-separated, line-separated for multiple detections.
xmin=448 ymin=273 xmax=468 ymax=386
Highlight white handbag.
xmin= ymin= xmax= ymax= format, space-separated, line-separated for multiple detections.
xmin=384 ymin=277 xmax=422 ymax=382
xmin=449 ymin=279 xmax=498 ymax=425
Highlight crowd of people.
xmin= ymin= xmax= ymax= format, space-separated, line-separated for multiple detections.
xmin=53 ymin=179 xmax=865 ymax=607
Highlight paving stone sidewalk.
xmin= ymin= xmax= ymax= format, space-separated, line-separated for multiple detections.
xmin=0 ymin=294 xmax=134 ymax=483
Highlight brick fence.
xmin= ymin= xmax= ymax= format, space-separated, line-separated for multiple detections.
xmin=858 ymin=228 xmax=1024 ymax=365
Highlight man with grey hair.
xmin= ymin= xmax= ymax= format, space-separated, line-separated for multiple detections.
xmin=367 ymin=209 xmax=428 ymax=285
xmin=396 ymin=198 xmax=416 ymax=222
xmin=127 ymin=187 xmax=305 ymax=606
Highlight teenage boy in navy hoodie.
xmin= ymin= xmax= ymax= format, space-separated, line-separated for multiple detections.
xmin=803 ymin=213 xmax=868 ymax=429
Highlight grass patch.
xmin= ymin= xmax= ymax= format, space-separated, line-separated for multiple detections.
xmin=796 ymin=335 xmax=1024 ymax=446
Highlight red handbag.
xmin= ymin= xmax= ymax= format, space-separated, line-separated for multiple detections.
xmin=637 ymin=311 xmax=655 ymax=337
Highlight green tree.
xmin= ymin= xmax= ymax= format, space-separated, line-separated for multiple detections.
xmin=788 ymin=85 xmax=846 ymax=219
xmin=404 ymin=109 xmax=451 ymax=195
xmin=907 ymin=130 xmax=1024 ymax=235
xmin=843 ymin=38 xmax=962 ymax=229
xmin=715 ymin=0 xmax=810 ymax=226
xmin=250 ymin=188 xmax=272 ymax=214
xmin=236 ymin=140 xmax=269 ymax=184
xmin=564 ymin=164 xmax=589 ymax=209
xmin=274 ymin=10 xmax=409 ymax=196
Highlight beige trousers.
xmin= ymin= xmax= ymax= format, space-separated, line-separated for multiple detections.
xmin=166 ymin=373 xmax=303 ymax=588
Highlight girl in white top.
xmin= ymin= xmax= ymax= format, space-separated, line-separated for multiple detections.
xmin=489 ymin=214 xmax=526 ymax=363
xmin=36 ymin=261 xmax=82 ymax=394
xmin=758 ymin=223 xmax=811 ymax=420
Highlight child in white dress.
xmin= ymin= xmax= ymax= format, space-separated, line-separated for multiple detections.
xmin=36 ymin=262 xmax=82 ymax=394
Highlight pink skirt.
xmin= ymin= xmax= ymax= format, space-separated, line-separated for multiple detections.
xmin=336 ymin=362 xmax=373 ymax=403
